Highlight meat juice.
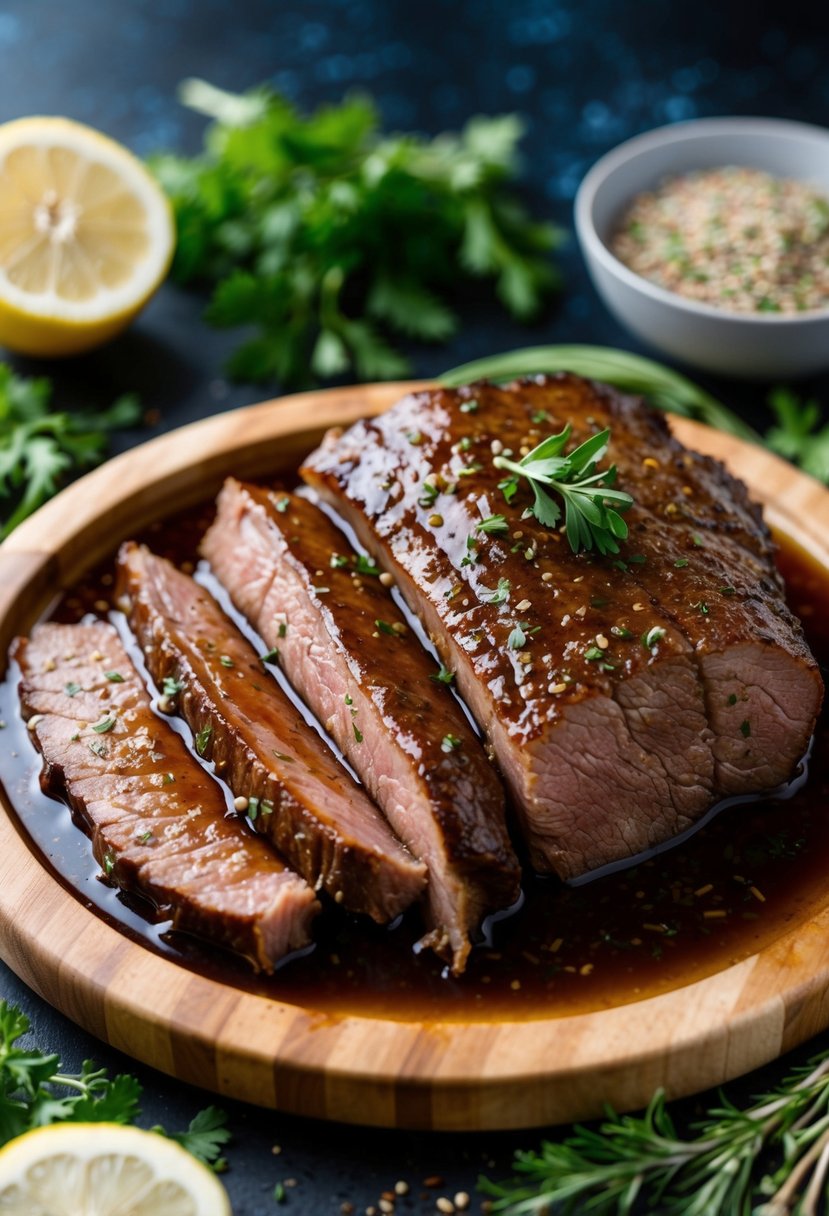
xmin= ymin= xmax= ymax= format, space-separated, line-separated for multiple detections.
xmin=0 ymin=500 xmax=827 ymax=1023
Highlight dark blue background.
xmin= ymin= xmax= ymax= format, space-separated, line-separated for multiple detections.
xmin=2 ymin=2 xmax=829 ymax=1212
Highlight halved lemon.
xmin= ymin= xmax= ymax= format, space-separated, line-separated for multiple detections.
xmin=0 ymin=1122 xmax=232 ymax=1215
xmin=0 ymin=117 xmax=175 ymax=356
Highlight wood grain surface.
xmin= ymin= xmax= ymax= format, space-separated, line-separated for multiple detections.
xmin=1 ymin=381 xmax=828 ymax=1131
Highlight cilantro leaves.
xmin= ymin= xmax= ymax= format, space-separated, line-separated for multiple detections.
xmin=151 ymin=81 xmax=561 ymax=388
xmin=0 ymin=365 xmax=141 ymax=539
xmin=0 ymin=1001 xmax=229 ymax=1168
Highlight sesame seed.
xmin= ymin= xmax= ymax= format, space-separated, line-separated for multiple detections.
xmin=428 ymin=513 xmax=444 ymax=527
xmin=379 ymin=572 xmax=394 ymax=587
xmin=90 ymin=650 xmax=104 ymax=662
xmin=580 ymin=963 xmax=594 ymax=976
xmin=516 ymin=598 xmax=531 ymax=611
xmin=379 ymin=1201 xmax=394 ymax=1214
xmin=549 ymin=682 xmax=567 ymax=693
xmin=27 ymin=714 xmax=45 ymax=731
xmin=575 ymin=605 xmax=587 ymax=617
xmin=541 ymin=571 xmax=553 ymax=582
xmin=42 ymin=658 xmax=56 ymax=672
xmin=512 ymin=530 xmax=524 ymax=539
xmin=632 ymin=602 xmax=646 ymax=612
xmin=233 ymin=796 xmax=249 ymax=813
xmin=703 ymin=909 xmax=727 ymax=919
xmin=490 ymin=439 xmax=503 ymax=455
xmin=750 ymin=886 xmax=766 ymax=902
xmin=454 ymin=1194 xmax=470 ymax=1212
xmin=596 ymin=634 xmax=609 ymax=649
xmin=694 ymin=883 xmax=713 ymax=897
xmin=156 ymin=695 xmax=174 ymax=715
xmin=510 ymin=979 xmax=521 ymax=990
xmin=643 ymin=456 xmax=660 ymax=468
xmin=394 ymin=1182 xmax=409 ymax=1197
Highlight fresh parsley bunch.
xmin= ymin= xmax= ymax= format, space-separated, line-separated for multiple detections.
xmin=0 ymin=1001 xmax=229 ymax=1168
xmin=151 ymin=79 xmax=562 ymax=387
xmin=0 ymin=364 xmax=140 ymax=538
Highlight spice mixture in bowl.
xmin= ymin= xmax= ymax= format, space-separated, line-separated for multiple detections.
xmin=574 ymin=117 xmax=829 ymax=378
xmin=611 ymin=167 xmax=829 ymax=315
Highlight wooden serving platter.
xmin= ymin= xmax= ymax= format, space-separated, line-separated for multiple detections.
xmin=1 ymin=380 xmax=829 ymax=1132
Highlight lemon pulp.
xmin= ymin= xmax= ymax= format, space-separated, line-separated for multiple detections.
xmin=0 ymin=117 xmax=174 ymax=356
xmin=0 ymin=1122 xmax=231 ymax=1216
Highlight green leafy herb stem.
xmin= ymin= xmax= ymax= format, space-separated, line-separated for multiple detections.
xmin=493 ymin=425 xmax=633 ymax=555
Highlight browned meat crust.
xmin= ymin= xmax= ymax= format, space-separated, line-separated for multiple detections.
xmin=201 ymin=482 xmax=520 ymax=974
xmin=117 ymin=542 xmax=426 ymax=923
xmin=14 ymin=620 xmax=319 ymax=970
xmin=301 ymin=374 xmax=824 ymax=878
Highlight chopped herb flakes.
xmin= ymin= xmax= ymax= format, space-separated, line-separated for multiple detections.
xmin=740 ymin=719 xmax=752 ymax=737
xmin=138 ymin=831 xmax=153 ymax=845
xmin=195 ymin=725 xmax=212 ymax=756
xmin=353 ymin=722 xmax=363 ymax=743
xmin=261 ymin=648 xmax=280 ymax=664
xmin=274 ymin=496 xmax=290 ymax=513
xmin=418 ymin=481 xmax=439 ymax=508
xmin=375 ymin=619 xmax=398 ymax=637
xmin=330 ymin=553 xmax=348 ymax=568
xmin=508 ymin=622 xmax=540 ymax=650
xmin=272 ymin=751 xmax=294 ymax=763
xmin=406 ymin=430 xmax=422 ymax=446
xmin=531 ymin=409 xmax=550 ymax=423
xmin=611 ymin=625 xmax=635 ymax=639
xmin=441 ymin=733 xmax=462 ymax=752
xmin=92 ymin=717 xmax=116 ymax=734
xmin=219 ymin=655 xmax=234 ymax=668
xmin=727 ymin=693 xmax=738 ymax=706
xmin=642 ymin=626 xmax=666 ymax=648
xmin=104 ymin=671 xmax=125 ymax=683
xmin=459 ymin=398 xmax=479 ymax=413
xmin=674 ymin=558 xmax=689 ymax=568
xmin=64 ymin=682 xmax=82 ymax=697
xmin=479 ymin=577 xmax=511 ymax=605
xmin=430 ymin=665 xmax=455 ymax=685
xmin=476 ymin=514 xmax=509 ymax=534
xmin=88 ymin=739 xmax=108 ymax=758
xmin=693 ymin=600 xmax=710 ymax=615
xmin=162 ymin=676 xmax=184 ymax=696
xmin=102 ymin=851 xmax=116 ymax=876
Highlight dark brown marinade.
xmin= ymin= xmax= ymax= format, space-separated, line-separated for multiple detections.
xmin=0 ymin=494 xmax=827 ymax=1023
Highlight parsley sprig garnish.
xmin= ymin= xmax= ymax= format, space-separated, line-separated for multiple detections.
xmin=0 ymin=365 xmax=141 ymax=539
xmin=480 ymin=1052 xmax=829 ymax=1215
xmin=0 ymin=1001 xmax=229 ymax=1169
xmin=493 ymin=425 xmax=633 ymax=555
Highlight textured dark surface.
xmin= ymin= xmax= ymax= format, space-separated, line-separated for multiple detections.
xmin=2 ymin=1 xmax=829 ymax=1212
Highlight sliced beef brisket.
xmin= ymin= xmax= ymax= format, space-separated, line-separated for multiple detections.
xmin=14 ymin=620 xmax=318 ymax=969
xmin=116 ymin=542 xmax=425 ymax=922
xmin=301 ymin=374 xmax=823 ymax=878
xmin=201 ymin=481 xmax=520 ymax=974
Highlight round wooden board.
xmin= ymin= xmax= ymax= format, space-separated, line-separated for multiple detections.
xmin=1 ymin=380 xmax=828 ymax=1132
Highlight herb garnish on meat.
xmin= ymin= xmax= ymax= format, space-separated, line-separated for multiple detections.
xmin=493 ymin=426 xmax=633 ymax=555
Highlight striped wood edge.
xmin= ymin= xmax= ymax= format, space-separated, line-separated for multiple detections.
xmin=0 ymin=380 xmax=827 ymax=1131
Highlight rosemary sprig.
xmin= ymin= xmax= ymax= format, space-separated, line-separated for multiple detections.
xmin=493 ymin=425 xmax=633 ymax=555
xmin=480 ymin=1053 xmax=829 ymax=1215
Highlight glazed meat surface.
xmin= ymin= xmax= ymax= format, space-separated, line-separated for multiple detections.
xmin=14 ymin=621 xmax=319 ymax=969
xmin=301 ymin=374 xmax=824 ymax=878
xmin=201 ymin=481 xmax=520 ymax=974
xmin=117 ymin=542 xmax=426 ymax=922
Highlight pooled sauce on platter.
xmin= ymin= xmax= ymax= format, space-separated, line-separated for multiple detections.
xmin=0 ymin=497 xmax=827 ymax=1024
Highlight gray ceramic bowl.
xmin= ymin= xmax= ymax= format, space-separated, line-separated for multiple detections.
xmin=574 ymin=117 xmax=829 ymax=379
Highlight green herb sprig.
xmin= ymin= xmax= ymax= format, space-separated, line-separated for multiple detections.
xmin=765 ymin=387 xmax=829 ymax=482
xmin=493 ymin=425 xmax=633 ymax=554
xmin=0 ymin=365 xmax=141 ymax=539
xmin=151 ymin=80 xmax=561 ymax=388
xmin=0 ymin=1001 xmax=229 ymax=1169
xmin=480 ymin=1052 xmax=829 ymax=1215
